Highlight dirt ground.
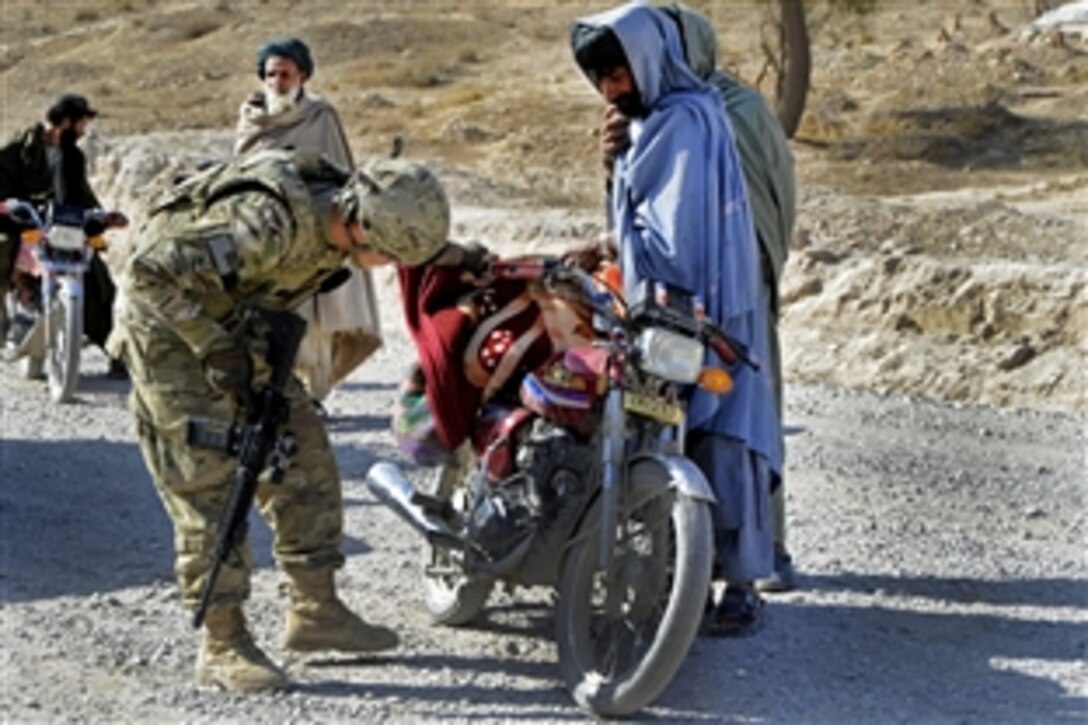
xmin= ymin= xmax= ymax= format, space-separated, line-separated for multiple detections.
xmin=2 ymin=0 xmax=1083 ymax=411
xmin=0 ymin=0 xmax=1086 ymax=722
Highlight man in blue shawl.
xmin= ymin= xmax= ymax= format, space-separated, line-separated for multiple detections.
xmin=571 ymin=1 xmax=781 ymax=635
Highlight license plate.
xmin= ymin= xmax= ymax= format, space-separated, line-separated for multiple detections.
xmin=624 ymin=390 xmax=683 ymax=426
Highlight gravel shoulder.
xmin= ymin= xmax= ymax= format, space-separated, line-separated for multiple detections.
xmin=0 ymin=2 xmax=1085 ymax=719
xmin=1 ymin=334 xmax=1084 ymax=723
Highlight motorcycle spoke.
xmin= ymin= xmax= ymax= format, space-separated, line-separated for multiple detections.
xmin=582 ymin=488 xmax=678 ymax=680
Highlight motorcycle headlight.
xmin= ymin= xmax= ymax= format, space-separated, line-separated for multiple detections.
xmin=48 ymin=224 xmax=84 ymax=252
xmin=635 ymin=327 xmax=704 ymax=383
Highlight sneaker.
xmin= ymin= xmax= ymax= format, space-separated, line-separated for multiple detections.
xmin=704 ymin=585 xmax=765 ymax=637
xmin=756 ymin=546 xmax=797 ymax=593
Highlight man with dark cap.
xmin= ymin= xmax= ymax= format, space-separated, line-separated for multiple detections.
xmin=571 ymin=1 xmax=781 ymax=636
xmin=0 ymin=93 xmax=98 ymax=208
xmin=0 ymin=93 xmax=127 ymax=376
xmin=235 ymin=36 xmax=384 ymax=403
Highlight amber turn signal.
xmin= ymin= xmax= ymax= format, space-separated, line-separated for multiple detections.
xmin=697 ymin=367 xmax=733 ymax=394
xmin=88 ymin=235 xmax=108 ymax=251
xmin=600 ymin=262 xmax=623 ymax=295
xmin=20 ymin=229 xmax=43 ymax=245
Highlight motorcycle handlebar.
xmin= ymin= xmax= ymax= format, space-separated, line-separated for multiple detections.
xmin=1 ymin=199 xmax=126 ymax=235
xmin=701 ymin=320 xmax=759 ymax=371
xmin=0 ymin=198 xmax=43 ymax=229
xmin=83 ymin=209 xmax=128 ymax=229
xmin=490 ymin=256 xmax=623 ymax=321
xmin=489 ymin=255 xmax=757 ymax=369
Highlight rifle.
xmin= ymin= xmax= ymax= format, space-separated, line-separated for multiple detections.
xmin=187 ymin=309 xmax=307 ymax=629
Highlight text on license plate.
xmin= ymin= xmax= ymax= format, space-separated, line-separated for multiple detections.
xmin=623 ymin=391 xmax=683 ymax=426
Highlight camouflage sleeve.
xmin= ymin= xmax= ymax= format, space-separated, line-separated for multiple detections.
xmin=127 ymin=191 xmax=296 ymax=358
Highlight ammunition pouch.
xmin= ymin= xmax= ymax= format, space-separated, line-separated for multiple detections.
xmin=186 ymin=417 xmax=242 ymax=456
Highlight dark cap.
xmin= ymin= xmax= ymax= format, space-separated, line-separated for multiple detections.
xmin=46 ymin=94 xmax=98 ymax=125
xmin=257 ymin=37 xmax=314 ymax=79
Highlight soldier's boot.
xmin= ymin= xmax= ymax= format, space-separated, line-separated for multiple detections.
xmin=195 ymin=605 xmax=289 ymax=693
xmin=283 ymin=567 xmax=399 ymax=654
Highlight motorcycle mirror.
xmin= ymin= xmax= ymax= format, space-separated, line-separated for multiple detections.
xmin=83 ymin=218 xmax=107 ymax=237
xmin=7 ymin=203 xmax=38 ymax=229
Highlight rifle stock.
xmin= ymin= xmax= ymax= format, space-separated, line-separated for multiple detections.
xmin=191 ymin=309 xmax=307 ymax=629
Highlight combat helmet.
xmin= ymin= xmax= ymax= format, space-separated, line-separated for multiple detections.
xmin=338 ymin=159 xmax=450 ymax=266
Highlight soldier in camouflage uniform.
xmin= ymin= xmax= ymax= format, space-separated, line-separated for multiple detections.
xmin=107 ymin=149 xmax=451 ymax=693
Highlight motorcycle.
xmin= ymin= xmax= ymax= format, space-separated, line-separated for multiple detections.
xmin=1 ymin=199 xmax=125 ymax=403
xmin=367 ymin=257 xmax=751 ymax=716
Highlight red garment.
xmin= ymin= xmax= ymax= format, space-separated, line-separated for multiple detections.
xmin=398 ymin=263 xmax=594 ymax=450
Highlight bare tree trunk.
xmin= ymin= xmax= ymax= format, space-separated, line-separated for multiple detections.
xmin=775 ymin=0 xmax=811 ymax=139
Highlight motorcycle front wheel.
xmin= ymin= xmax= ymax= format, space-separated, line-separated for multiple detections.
xmin=46 ymin=285 xmax=82 ymax=403
xmin=555 ymin=464 xmax=713 ymax=716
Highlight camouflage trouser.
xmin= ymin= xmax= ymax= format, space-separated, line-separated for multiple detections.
xmin=134 ymin=377 xmax=345 ymax=609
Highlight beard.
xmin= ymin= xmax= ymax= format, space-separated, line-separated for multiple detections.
xmin=612 ymin=91 xmax=646 ymax=120
xmin=265 ymin=85 xmax=302 ymax=116
xmin=60 ymin=128 xmax=79 ymax=149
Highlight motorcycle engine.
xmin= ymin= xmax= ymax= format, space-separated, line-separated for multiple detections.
xmin=468 ymin=419 xmax=593 ymax=563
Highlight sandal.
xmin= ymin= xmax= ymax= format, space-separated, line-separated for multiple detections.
xmin=704 ymin=585 xmax=765 ymax=638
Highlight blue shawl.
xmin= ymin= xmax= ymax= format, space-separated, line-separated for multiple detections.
xmin=574 ymin=2 xmax=781 ymax=472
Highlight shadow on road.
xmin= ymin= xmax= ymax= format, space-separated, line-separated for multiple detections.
xmin=334 ymin=381 xmax=398 ymax=394
xmin=292 ymin=652 xmax=573 ymax=717
xmin=323 ymin=413 xmax=390 ymax=434
xmin=804 ymin=571 xmax=1088 ymax=609
xmin=669 ymin=589 xmax=1087 ymax=722
xmin=0 ymin=437 xmax=375 ymax=604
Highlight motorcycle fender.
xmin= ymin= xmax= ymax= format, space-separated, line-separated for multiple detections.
xmin=561 ymin=453 xmax=716 ymax=557
xmin=628 ymin=452 xmax=717 ymax=505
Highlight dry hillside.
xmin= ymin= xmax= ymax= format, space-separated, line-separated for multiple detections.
xmin=1 ymin=0 xmax=1085 ymax=410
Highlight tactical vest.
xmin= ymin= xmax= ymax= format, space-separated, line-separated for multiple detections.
xmin=152 ymin=149 xmax=349 ymax=307
xmin=108 ymin=151 xmax=352 ymax=398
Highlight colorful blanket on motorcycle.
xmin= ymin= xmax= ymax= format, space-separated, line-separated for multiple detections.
xmin=397 ymin=262 xmax=595 ymax=451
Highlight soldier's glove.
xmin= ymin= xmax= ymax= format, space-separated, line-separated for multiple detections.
xmin=458 ymin=241 xmax=492 ymax=277
xmin=203 ymin=347 xmax=253 ymax=407
xmin=563 ymin=232 xmax=617 ymax=273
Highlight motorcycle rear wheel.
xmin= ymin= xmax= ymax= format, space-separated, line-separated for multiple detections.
xmin=421 ymin=454 xmax=495 ymax=626
xmin=22 ymin=353 xmax=44 ymax=380
xmin=46 ymin=289 xmax=81 ymax=403
xmin=423 ymin=545 xmax=495 ymax=626
xmin=555 ymin=465 xmax=713 ymax=716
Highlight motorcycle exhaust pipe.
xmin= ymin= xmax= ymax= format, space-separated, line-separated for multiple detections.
xmin=366 ymin=462 xmax=466 ymax=551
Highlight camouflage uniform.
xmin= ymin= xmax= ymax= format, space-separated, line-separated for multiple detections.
xmin=108 ymin=150 xmax=351 ymax=607
xmin=108 ymin=148 xmax=450 ymax=692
